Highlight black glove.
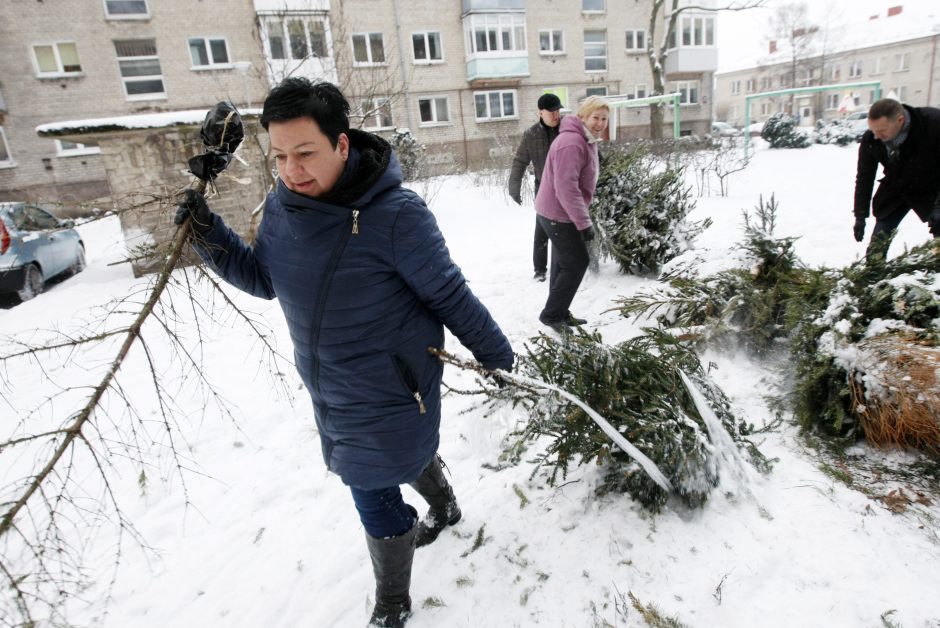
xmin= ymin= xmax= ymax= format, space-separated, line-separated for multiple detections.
xmin=487 ymin=371 xmax=508 ymax=389
xmin=175 ymin=188 xmax=214 ymax=235
xmin=580 ymin=225 xmax=596 ymax=242
xmin=929 ymin=203 xmax=940 ymax=237
xmin=853 ymin=217 xmax=866 ymax=243
xmin=509 ymin=192 xmax=522 ymax=205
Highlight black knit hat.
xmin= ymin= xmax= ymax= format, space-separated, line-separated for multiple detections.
xmin=537 ymin=93 xmax=562 ymax=112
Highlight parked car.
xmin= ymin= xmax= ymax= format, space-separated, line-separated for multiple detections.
xmin=0 ymin=202 xmax=85 ymax=301
xmin=844 ymin=110 xmax=870 ymax=139
xmin=710 ymin=121 xmax=741 ymax=137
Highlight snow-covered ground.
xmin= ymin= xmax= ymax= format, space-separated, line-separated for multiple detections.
xmin=2 ymin=140 xmax=938 ymax=627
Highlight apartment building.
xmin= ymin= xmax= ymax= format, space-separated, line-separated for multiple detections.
xmin=1 ymin=0 xmax=719 ymax=205
xmin=714 ymin=8 xmax=940 ymax=128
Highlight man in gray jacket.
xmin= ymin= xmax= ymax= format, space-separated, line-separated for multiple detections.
xmin=508 ymin=93 xmax=562 ymax=281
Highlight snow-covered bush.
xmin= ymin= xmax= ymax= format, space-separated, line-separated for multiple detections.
xmin=591 ymin=144 xmax=709 ymax=276
xmin=814 ymin=119 xmax=859 ymax=146
xmin=389 ymin=128 xmax=426 ymax=181
xmin=761 ymin=112 xmax=811 ymax=149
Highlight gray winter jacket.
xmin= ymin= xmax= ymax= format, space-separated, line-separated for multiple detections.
xmin=508 ymin=120 xmax=560 ymax=198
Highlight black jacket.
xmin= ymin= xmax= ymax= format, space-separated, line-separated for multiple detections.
xmin=508 ymin=120 xmax=560 ymax=198
xmin=854 ymin=104 xmax=940 ymax=219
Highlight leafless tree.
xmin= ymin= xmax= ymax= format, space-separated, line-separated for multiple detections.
xmin=646 ymin=0 xmax=767 ymax=139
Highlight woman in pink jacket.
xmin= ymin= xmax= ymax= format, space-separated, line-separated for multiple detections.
xmin=534 ymin=96 xmax=609 ymax=332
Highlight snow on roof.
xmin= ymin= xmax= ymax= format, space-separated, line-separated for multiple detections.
xmin=35 ymin=108 xmax=262 ymax=138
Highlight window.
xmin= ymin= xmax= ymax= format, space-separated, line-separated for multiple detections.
xmin=635 ymin=84 xmax=647 ymax=99
xmin=584 ymin=30 xmax=606 ymax=72
xmin=104 ymin=0 xmax=148 ymax=18
xmin=893 ymin=86 xmax=907 ymax=101
xmin=582 ymin=0 xmax=604 ymax=11
xmin=849 ymin=60 xmax=862 ymax=78
xmin=894 ymin=53 xmax=909 ymax=71
xmin=353 ymin=32 xmax=386 ymax=65
xmin=625 ymin=29 xmax=645 ymax=52
xmin=669 ymin=14 xmax=715 ymax=48
xmin=825 ymin=93 xmax=839 ymax=110
xmin=32 ymin=43 xmax=82 ymax=76
xmin=418 ymin=96 xmax=449 ymax=125
xmin=730 ymin=80 xmax=740 ymax=95
xmin=465 ymin=14 xmax=526 ymax=55
xmin=114 ymin=39 xmax=164 ymax=99
xmin=474 ymin=89 xmax=517 ymax=121
xmin=729 ymin=105 xmax=739 ymax=120
xmin=55 ymin=139 xmax=100 ymax=157
xmin=828 ymin=65 xmax=841 ymax=81
xmin=539 ymin=29 xmax=564 ymax=54
xmin=359 ymin=97 xmax=393 ymax=129
xmin=760 ymin=102 xmax=771 ymax=116
xmin=760 ymin=77 xmax=772 ymax=90
xmin=745 ymin=79 xmax=755 ymax=92
xmin=188 ymin=37 xmax=230 ymax=68
xmin=586 ymin=86 xmax=608 ymax=97
xmin=796 ymin=68 xmax=813 ymax=87
xmin=673 ymin=81 xmax=699 ymax=105
xmin=0 ymin=127 xmax=13 ymax=167
xmin=265 ymin=16 xmax=327 ymax=60
xmin=412 ymin=31 xmax=443 ymax=63
xmin=871 ymin=58 xmax=883 ymax=75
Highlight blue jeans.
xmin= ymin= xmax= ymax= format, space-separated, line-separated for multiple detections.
xmin=350 ymin=485 xmax=416 ymax=539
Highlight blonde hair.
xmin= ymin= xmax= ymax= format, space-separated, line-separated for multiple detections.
xmin=578 ymin=95 xmax=610 ymax=120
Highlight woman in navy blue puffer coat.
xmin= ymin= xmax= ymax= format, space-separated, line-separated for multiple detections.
xmin=178 ymin=78 xmax=513 ymax=628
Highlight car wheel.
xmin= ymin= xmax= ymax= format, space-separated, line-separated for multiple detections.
xmin=70 ymin=245 xmax=86 ymax=275
xmin=17 ymin=264 xmax=44 ymax=302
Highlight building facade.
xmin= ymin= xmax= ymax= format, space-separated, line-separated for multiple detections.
xmin=714 ymin=13 xmax=940 ymax=128
xmin=1 ymin=0 xmax=719 ymax=205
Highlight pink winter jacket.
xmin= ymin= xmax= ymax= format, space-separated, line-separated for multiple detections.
xmin=534 ymin=115 xmax=599 ymax=230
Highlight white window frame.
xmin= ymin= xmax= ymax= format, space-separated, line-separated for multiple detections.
xmin=893 ymin=85 xmax=907 ymax=101
xmin=871 ymin=57 xmax=883 ymax=75
xmin=582 ymin=0 xmax=604 ymax=13
xmin=673 ymin=80 xmax=699 ymax=105
xmin=188 ymin=37 xmax=231 ymax=69
xmin=730 ymin=80 xmax=740 ymax=95
xmin=55 ymin=139 xmax=101 ymax=157
xmin=825 ymin=93 xmax=839 ymax=110
xmin=539 ymin=29 xmax=564 ymax=55
xmin=894 ymin=53 xmax=909 ymax=72
xmin=670 ymin=14 xmax=715 ymax=49
xmin=465 ymin=13 xmax=526 ymax=57
xmin=473 ymin=89 xmax=518 ymax=122
xmin=625 ymin=29 xmax=646 ymax=53
xmin=263 ymin=15 xmax=328 ymax=61
xmin=114 ymin=39 xmax=165 ymax=101
xmin=358 ymin=97 xmax=393 ymax=130
xmin=352 ymin=32 xmax=387 ymax=66
xmin=418 ymin=96 xmax=450 ymax=126
xmin=584 ymin=30 xmax=607 ymax=72
xmin=745 ymin=78 xmax=755 ymax=92
xmin=849 ymin=60 xmax=862 ymax=78
xmin=586 ymin=86 xmax=608 ymax=97
xmin=760 ymin=76 xmax=772 ymax=90
xmin=760 ymin=102 xmax=771 ymax=116
xmin=634 ymin=83 xmax=647 ymax=99
xmin=828 ymin=65 xmax=841 ymax=81
xmin=31 ymin=42 xmax=83 ymax=77
xmin=412 ymin=31 xmax=443 ymax=64
xmin=102 ymin=0 xmax=149 ymax=19
xmin=0 ymin=127 xmax=14 ymax=168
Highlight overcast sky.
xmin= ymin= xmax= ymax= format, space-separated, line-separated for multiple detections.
xmin=716 ymin=0 xmax=940 ymax=71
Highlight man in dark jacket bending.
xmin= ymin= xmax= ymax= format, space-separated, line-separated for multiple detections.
xmin=176 ymin=78 xmax=514 ymax=628
xmin=853 ymin=98 xmax=940 ymax=261
xmin=508 ymin=93 xmax=562 ymax=281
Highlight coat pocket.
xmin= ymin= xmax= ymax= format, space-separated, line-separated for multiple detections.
xmin=392 ymin=355 xmax=427 ymax=414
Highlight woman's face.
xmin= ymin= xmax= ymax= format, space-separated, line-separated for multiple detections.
xmin=582 ymin=108 xmax=609 ymax=139
xmin=268 ymin=117 xmax=349 ymax=197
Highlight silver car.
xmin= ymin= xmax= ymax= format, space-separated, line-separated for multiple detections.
xmin=0 ymin=202 xmax=85 ymax=301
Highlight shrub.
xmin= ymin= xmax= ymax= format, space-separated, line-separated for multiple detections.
xmin=761 ymin=112 xmax=811 ymax=149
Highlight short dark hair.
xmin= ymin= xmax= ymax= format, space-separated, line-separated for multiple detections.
xmin=260 ymin=77 xmax=350 ymax=148
xmin=868 ymin=98 xmax=904 ymax=121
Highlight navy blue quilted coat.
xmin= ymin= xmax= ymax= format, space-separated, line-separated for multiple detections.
xmin=193 ymin=130 xmax=513 ymax=489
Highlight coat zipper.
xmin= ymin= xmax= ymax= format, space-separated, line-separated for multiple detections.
xmin=351 ymin=209 xmax=359 ymax=234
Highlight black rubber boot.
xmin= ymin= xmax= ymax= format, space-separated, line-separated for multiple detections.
xmin=366 ymin=519 xmax=416 ymax=628
xmin=409 ymin=455 xmax=462 ymax=548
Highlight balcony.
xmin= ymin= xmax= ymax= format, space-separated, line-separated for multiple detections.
xmin=462 ymin=0 xmax=524 ymax=13
xmin=664 ymin=47 xmax=718 ymax=75
xmin=466 ymin=55 xmax=529 ymax=83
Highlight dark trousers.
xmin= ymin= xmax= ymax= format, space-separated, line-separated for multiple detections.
xmin=350 ymin=485 xmax=416 ymax=539
xmin=537 ymin=215 xmax=589 ymax=324
xmin=866 ymin=186 xmax=931 ymax=263
xmin=533 ymin=217 xmax=549 ymax=274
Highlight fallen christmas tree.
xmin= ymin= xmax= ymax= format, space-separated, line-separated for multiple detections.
xmin=612 ymin=195 xmax=940 ymax=455
xmin=491 ymin=328 xmax=769 ymax=513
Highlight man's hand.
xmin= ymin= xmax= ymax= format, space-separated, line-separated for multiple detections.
xmin=853 ymin=217 xmax=866 ymax=243
xmin=509 ymin=192 xmax=522 ymax=205
xmin=175 ymin=188 xmax=214 ymax=235
xmin=580 ymin=225 xmax=596 ymax=242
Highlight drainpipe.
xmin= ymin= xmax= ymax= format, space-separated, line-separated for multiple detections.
xmin=928 ymin=30 xmax=938 ymax=106
xmin=392 ymin=0 xmax=415 ymax=130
